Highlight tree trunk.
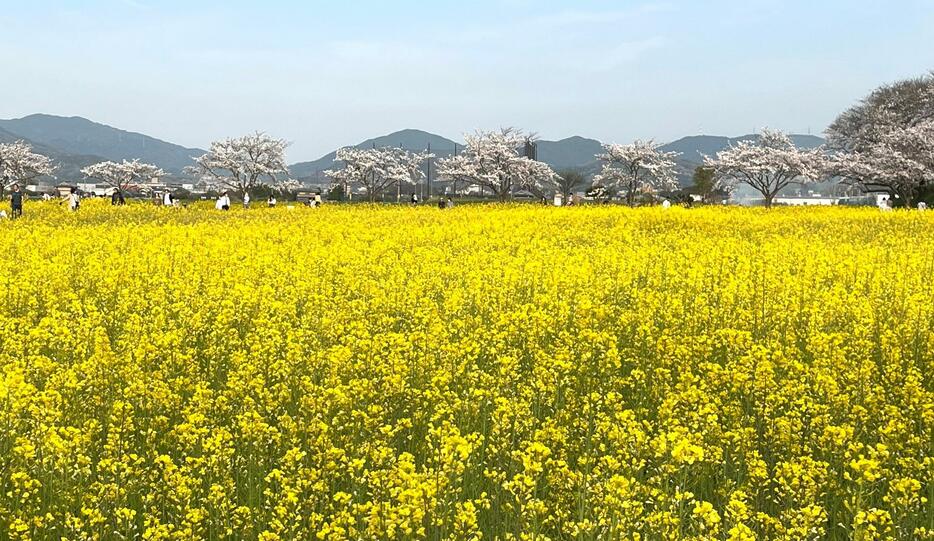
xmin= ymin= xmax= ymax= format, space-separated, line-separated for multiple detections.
xmin=900 ymin=186 xmax=914 ymax=209
xmin=763 ymin=192 xmax=774 ymax=209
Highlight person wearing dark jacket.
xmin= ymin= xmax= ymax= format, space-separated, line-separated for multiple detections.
xmin=111 ymin=190 xmax=126 ymax=206
xmin=10 ymin=184 xmax=24 ymax=219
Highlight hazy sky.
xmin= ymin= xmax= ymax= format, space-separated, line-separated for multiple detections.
xmin=2 ymin=1 xmax=933 ymax=161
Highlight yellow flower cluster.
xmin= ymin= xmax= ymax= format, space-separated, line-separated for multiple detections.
xmin=0 ymin=200 xmax=932 ymax=540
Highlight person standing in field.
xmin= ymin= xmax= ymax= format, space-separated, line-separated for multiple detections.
xmin=268 ymin=195 xmax=277 ymax=207
xmin=243 ymin=192 xmax=251 ymax=208
xmin=163 ymin=191 xmax=174 ymax=207
xmin=314 ymin=193 xmax=322 ymax=207
xmin=67 ymin=187 xmax=80 ymax=211
xmin=216 ymin=192 xmax=231 ymax=211
xmin=111 ymin=190 xmax=126 ymax=205
xmin=10 ymin=184 xmax=24 ymax=219
xmin=662 ymin=199 xmax=671 ymax=209
xmin=918 ymin=202 xmax=928 ymax=211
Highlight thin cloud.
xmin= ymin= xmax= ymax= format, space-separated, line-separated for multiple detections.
xmin=446 ymin=2 xmax=674 ymax=45
xmin=527 ymin=3 xmax=676 ymax=30
xmin=568 ymin=36 xmax=667 ymax=72
xmin=116 ymin=0 xmax=150 ymax=9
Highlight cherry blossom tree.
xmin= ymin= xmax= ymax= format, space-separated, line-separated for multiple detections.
xmin=826 ymin=121 xmax=934 ymax=207
xmin=189 ymin=132 xmax=290 ymax=197
xmin=437 ymin=128 xmax=558 ymax=201
xmin=325 ymin=147 xmax=431 ymax=203
xmin=827 ymin=73 xmax=934 ymax=153
xmin=556 ymin=170 xmax=586 ymax=202
xmin=593 ymin=140 xmax=680 ymax=206
xmin=705 ymin=129 xmax=825 ymax=208
xmin=0 ymin=141 xmax=54 ymax=198
xmin=392 ymin=148 xmax=434 ymax=199
xmin=81 ymin=159 xmax=165 ymax=195
xmin=827 ymin=73 xmax=934 ymax=206
xmin=276 ymin=178 xmax=302 ymax=193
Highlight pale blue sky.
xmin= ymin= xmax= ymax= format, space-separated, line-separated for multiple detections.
xmin=2 ymin=0 xmax=933 ymax=161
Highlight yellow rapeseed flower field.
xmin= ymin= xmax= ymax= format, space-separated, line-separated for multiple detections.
xmin=0 ymin=199 xmax=932 ymax=540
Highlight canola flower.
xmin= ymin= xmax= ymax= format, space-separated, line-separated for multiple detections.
xmin=0 ymin=199 xmax=932 ymax=540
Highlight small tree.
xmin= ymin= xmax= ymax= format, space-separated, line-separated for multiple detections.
xmin=82 ymin=159 xmax=165 ymax=195
xmin=189 ymin=132 xmax=290 ymax=198
xmin=557 ymin=170 xmax=586 ymax=201
xmin=691 ymin=166 xmax=717 ymax=203
xmin=593 ymin=140 xmax=680 ymax=207
xmin=0 ymin=141 xmax=54 ymax=198
xmin=327 ymin=182 xmax=347 ymax=202
xmin=705 ymin=129 xmax=825 ymax=208
xmin=437 ymin=128 xmax=558 ymax=201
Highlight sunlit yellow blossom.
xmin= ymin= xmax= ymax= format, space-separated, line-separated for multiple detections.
xmin=0 ymin=201 xmax=931 ymax=539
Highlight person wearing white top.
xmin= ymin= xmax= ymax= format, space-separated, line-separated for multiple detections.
xmin=662 ymin=199 xmax=671 ymax=209
xmin=243 ymin=192 xmax=251 ymax=208
xmin=68 ymin=188 xmax=80 ymax=211
xmin=216 ymin=192 xmax=231 ymax=211
xmin=163 ymin=192 xmax=173 ymax=206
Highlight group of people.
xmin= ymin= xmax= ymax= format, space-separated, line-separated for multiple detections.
xmin=877 ymin=197 xmax=928 ymax=212
xmin=437 ymin=197 xmax=455 ymax=209
xmin=1 ymin=184 xmax=79 ymax=219
xmin=9 ymin=185 xmax=933 ymax=217
xmin=213 ymin=192 xmax=266 ymax=210
xmin=215 ymin=192 xmax=231 ymax=211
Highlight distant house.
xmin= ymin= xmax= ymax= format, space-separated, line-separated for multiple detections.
xmin=296 ymin=189 xmax=319 ymax=205
xmin=55 ymin=184 xmax=77 ymax=197
xmin=772 ymin=196 xmax=838 ymax=206
xmin=77 ymin=183 xmax=115 ymax=197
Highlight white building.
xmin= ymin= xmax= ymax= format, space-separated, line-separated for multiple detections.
xmin=772 ymin=196 xmax=838 ymax=206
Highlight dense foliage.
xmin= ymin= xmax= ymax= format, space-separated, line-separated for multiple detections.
xmin=0 ymin=201 xmax=931 ymax=540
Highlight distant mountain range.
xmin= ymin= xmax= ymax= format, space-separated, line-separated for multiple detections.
xmin=0 ymin=114 xmax=825 ymax=187
xmin=659 ymin=134 xmax=825 ymax=185
xmin=0 ymin=114 xmax=204 ymax=176
xmin=0 ymin=123 xmax=108 ymax=182
xmin=289 ymin=129 xmax=461 ymax=183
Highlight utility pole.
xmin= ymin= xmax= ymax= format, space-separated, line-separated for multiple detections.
xmin=426 ymin=142 xmax=431 ymax=200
